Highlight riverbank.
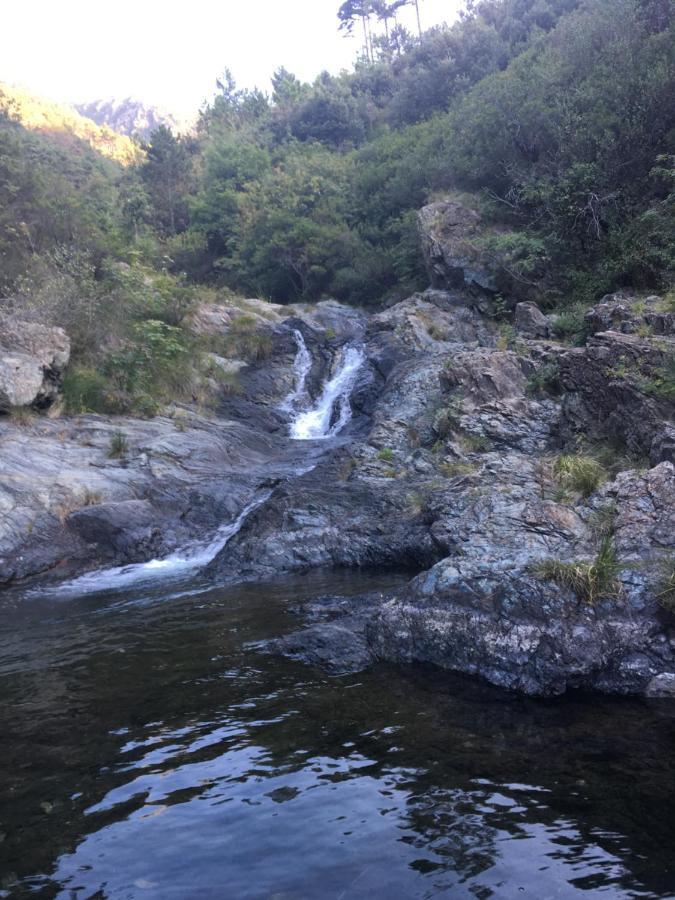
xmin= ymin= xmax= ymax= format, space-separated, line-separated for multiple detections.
xmin=1 ymin=281 xmax=674 ymax=698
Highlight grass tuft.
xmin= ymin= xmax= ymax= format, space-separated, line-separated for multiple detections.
xmin=553 ymin=454 xmax=606 ymax=498
xmin=531 ymin=538 xmax=622 ymax=604
xmin=108 ymin=430 xmax=129 ymax=459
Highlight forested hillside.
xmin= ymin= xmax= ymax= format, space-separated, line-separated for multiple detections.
xmin=1 ymin=0 xmax=673 ymax=412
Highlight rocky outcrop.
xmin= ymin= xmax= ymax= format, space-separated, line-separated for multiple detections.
xmin=585 ymin=292 xmax=675 ymax=337
xmin=515 ymin=301 xmax=550 ymax=338
xmin=559 ymin=330 xmax=675 ymax=462
xmin=0 ymin=313 xmax=70 ymax=409
xmin=2 ymin=285 xmax=674 ymax=700
xmin=418 ymin=199 xmax=498 ymax=295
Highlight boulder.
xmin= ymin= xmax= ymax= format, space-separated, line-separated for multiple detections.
xmin=67 ymin=500 xmax=161 ymax=560
xmin=417 ymin=199 xmax=501 ymax=295
xmin=559 ymin=331 xmax=675 ymax=461
xmin=515 ymin=301 xmax=549 ymax=338
xmin=0 ymin=313 xmax=70 ymax=409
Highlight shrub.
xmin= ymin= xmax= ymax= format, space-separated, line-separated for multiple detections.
xmin=80 ymin=487 xmax=103 ymax=506
xmin=377 ymin=447 xmax=394 ymax=461
xmin=531 ymin=539 xmax=622 ymax=604
xmin=223 ymin=315 xmax=274 ymax=362
xmin=6 ymin=406 xmax=36 ymax=425
xmin=433 ymin=400 xmax=463 ymax=438
xmin=550 ymin=307 xmax=588 ymax=345
xmin=108 ymin=430 xmax=129 ymax=459
xmin=458 ymin=433 xmax=491 ymax=453
xmin=62 ymin=367 xmax=115 ymax=414
xmin=589 ymin=502 xmax=617 ymax=539
xmin=526 ymin=363 xmax=561 ymax=396
xmin=553 ymin=454 xmax=606 ymax=498
xmin=496 ymin=324 xmax=517 ymax=351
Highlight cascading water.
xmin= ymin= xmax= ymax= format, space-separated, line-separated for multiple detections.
xmin=40 ymin=492 xmax=271 ymax=597
xmin=278 ymin=329 xmax=312 ymax=413
xmin=290 ymin=344 xmax=365 ymax=440
xmin=31 ymin=331 xmax=365 ymax=598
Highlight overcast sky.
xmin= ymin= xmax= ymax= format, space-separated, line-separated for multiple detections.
xmin=4 ymin=0 xmax=464 ymax=115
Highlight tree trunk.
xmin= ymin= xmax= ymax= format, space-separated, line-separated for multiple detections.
xmin=414 ymin=0 xmax=422 ymax=37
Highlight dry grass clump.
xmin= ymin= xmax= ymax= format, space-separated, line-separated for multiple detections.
xmin=553 ymin=454 xmax=606 ymax=498
xmin=531 ymin=538 xmax=622 ymax=604
xmin=439 ymin=461 xmax=476 ymax=478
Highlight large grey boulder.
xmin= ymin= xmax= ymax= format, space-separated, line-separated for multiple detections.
xmin=0 ymin=313 xmax=70 ymax=409
xmin=418 ymin=199 xmax=498 ymax=294
xmin=67 ymin=499 xmax=161 ymax=560
xmin=515 ymin=301 xmax=549 ymax=338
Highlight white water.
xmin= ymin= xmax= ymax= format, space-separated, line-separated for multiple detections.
xmin=39 ymin=493 xmax=271 ymax=598
xmin=30 ymin=336 xmax=365 ymax=598
xmin=278 ymin=329 xmax=312 ymax=412
xmin=290 ymin=344 xmax=365 ymax=440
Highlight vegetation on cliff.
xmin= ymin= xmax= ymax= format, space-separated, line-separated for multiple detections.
xmin=0 ymin=0 xmax=673 ymax=411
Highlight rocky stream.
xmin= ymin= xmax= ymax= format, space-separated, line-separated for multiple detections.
xmin=1 ymin=201 xmax=675 ymax=896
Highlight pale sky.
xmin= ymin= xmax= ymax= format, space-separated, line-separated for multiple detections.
xmin=4 ymin=0 xmax=464 ymax=116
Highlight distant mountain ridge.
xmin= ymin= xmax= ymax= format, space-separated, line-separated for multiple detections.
xmin=0 ymin=82 xmax=140 ymax=165
xmin=75 ymin=98 xmax=190 ymax=139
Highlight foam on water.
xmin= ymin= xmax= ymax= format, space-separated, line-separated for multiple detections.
xmin=39 ymin=493 xmax=271 ymax=598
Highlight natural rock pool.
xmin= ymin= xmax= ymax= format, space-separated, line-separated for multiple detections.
xmin=1 ymin=572 xmax=674 ymax=899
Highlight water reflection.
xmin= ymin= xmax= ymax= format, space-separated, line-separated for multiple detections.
xmin=0 ymin=572 xmax=674 ymax=898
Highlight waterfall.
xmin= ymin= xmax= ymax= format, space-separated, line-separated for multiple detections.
xmin=279 ymin=329 xmax=312 ymax=412
xmin=290 ymin=344 xmax=365 ymax=440
xmin=40 ymin=492 xmax=271 ymax=597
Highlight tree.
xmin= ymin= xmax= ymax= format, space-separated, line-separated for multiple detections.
xmin=140 ymin=126 xmax=192 ymax=236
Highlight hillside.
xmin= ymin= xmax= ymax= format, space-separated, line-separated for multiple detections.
xmin=0 ymin=83 xmax=140 ymax=164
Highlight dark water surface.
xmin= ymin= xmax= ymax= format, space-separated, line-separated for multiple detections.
xmin=1 ymin=571 xmax=675 ymax=899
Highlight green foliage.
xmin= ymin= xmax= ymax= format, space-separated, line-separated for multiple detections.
xmin=532 ymin=538 xmax=622 ymax=603
xmin=433 ymin=400 xmax=463 ymax=438
xmin=457 ymin=432 xmax=491 ymax=453
xmin=549 ymin=307 xmax=588 ymax=345
xmin=377 ymin=447 xmax=394 ymax=461
xmin=105 ymin=319 xmax=190 ymax=399
xmin=553 ymin=454 xmax=607 ymax=498
xmin=62 ymin=367 xmax=118 ymax=414
xmin=108 ymin=430 xmax=129 ymax=459
xmin=640 ymin=356 xmax=675 ymax=400
xmin=5 ymin=406 xmax=36 ymax=425
xmin=222 ymin=315 xmax=273 ymax=361
xmin=526 ymin=363 xmax=561 ymax=395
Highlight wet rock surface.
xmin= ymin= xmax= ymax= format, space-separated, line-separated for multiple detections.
xmin=2 ymin=289 xmax=675 ymax=698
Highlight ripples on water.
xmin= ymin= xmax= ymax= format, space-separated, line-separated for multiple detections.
xmin=1 ymin=571 xmax=674 ymax=899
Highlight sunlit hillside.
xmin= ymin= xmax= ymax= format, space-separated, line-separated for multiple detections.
xmin=0 ymin=82 xmax=141 ymax=165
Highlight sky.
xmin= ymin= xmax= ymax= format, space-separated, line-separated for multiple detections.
xmin=4 ymin=0 xmax=464 ymax=116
